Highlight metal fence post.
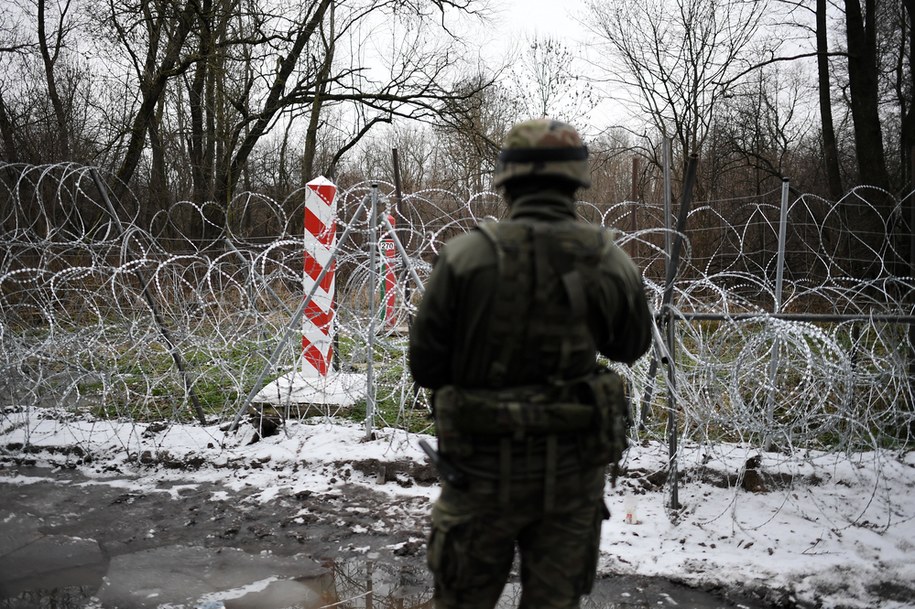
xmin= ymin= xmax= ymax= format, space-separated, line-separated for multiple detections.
xmin=765 ymin=178 xmax=790 ymax=449
xmin=364 ymin=185 xmax=379 ymax=439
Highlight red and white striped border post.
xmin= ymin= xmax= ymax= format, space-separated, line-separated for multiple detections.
xmin=381 ymin=214 xmax=397 ymax=328
xmin=302 ymin=176 xmax=337 ymax=377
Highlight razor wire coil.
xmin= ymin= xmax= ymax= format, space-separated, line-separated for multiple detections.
xmin=0 ymin=162 xmax=913 ymax=460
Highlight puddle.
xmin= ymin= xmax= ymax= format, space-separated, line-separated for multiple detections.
xmin=0 ymin=542 xmax=396 ymax=608
xmin=0 ymin=586 xmax=96 ymax=609
xmin=0 ymin=550 xmax=430 ymax=609
xmin=0 ymin=552 xmax=774 ymax=609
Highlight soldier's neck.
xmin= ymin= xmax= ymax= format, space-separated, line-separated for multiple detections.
xmin=507 ymin=189 xmax=578 ymax=221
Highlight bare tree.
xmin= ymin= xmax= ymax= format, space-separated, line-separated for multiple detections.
xmin=92 ymin=0 xmax=493 ymax=216
xmin=717 ymin=64 xmax=816 ymax=193
xmin=585 ymin=0 xmax=772 ymax=167
xmin=434 ymin=75 xmax=513 ymax=194
xmin=507 ymin=35 xmax=596 ymax=124
xmin=773 ymin=0 xmax=847 ymax=198
xmin=0 ymin=2 xmax=28 ymax=162
xmin=817 ymin=0 xmax=844 ymax=199
xmin=36 ymin=0 xmax=73 ymax=159
xmin=297 ymin=1 xmax=495 ymax=184
xmin=902 ymin=0 xmax=915 ymax=189
xmin=99 ymin=0 xmax=199 ymax=203
xmin=0 ymin=0 xmax=95 ymax=164
xmin=186 ymin=0 xmax=230 ymax=206
xmin=844 ymin=0 xmax=891 ymax=191
xmin=0 ymin=93 xmax=17 ymax=162
xmin=301 ymin=1 xmax=337 ymax=182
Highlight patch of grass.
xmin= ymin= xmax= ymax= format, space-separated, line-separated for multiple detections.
xmin=344 ymin=394 xmax=433 ymax=435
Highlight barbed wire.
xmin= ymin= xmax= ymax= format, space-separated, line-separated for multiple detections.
xmin=0 ymin=163 xmax=913 ymax=470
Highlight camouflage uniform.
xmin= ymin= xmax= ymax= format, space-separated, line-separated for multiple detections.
xmin=409 ymin=119 xmax=652 ymax=609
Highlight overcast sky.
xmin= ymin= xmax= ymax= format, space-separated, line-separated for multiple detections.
xmin=471 ymin=0 xmax=629 ymax=133
xmin=491 ymin=0 xmax=587 ymax=37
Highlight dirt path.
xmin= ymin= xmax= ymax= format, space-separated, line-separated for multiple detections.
xmin=0 ymin=463 xmax=786 ymax=608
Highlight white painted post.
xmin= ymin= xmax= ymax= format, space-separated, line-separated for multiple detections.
xmin=302 ymin=176 xmax=337 ymax=377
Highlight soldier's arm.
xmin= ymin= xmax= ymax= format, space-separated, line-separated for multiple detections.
xmin=408 ymin=255 xmax=456 ymax=389
xmin=611 ymin=276 xmax=652 ymax=365
xmin=594 ymin=242 xmax=653 ymax=365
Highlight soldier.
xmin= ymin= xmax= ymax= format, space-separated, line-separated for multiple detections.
xmin=409 ymin=118 xmax=652 ymax=609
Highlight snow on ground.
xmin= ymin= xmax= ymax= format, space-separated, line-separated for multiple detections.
xmin=2 ymin=410 xmax=914 ymax=609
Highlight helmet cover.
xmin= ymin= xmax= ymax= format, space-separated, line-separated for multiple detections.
xmin=492 ymin=118 xmax=591 ymax=188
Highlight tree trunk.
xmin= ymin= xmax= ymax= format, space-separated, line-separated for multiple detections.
xmin=845 ymin=0 xmax=891 ymax=191
xmin=37 ymin=0 xmax=69 ymax=160
xmin=844 ymin=0 xmax=895 ymax=277
xmin=149 ymin=93 xmax=169 ymax=219
xmin=189 ymin=0 xmax=213 ymax=206
xmin=112 ymin=0 xmax=197 ymax=203
xmin=214 ymin=0 xmax=333 ymax=206
xmin=818 ymin=0 xmax=843 ymax=200
xmin=302 ymin=14 xmax=335 ymax=182
xmin=901 ymin=0 xmax=915 ymax=190
xmin=278 ymin=116 xmax=292 ymax=193
xmin=189 ymin=66 xmax=208 ymax=204
xmin=0 ymin=93 xmax=18 ymax=162
xmin=205 ymin=42 xmax=217 ymax=200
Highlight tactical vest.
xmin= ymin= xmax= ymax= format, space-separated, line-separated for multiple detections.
xmin=432 ymin=219 xmax=633 ymax=504
xmin=477 ymin=219 xmax=603 ymax=386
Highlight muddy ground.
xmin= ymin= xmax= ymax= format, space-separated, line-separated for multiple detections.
xmin=0 ymin=460 xmax=799 ymax=609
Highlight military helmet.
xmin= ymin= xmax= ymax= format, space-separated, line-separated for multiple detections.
xmin=492 ymin=118 xmax=591 ymax=189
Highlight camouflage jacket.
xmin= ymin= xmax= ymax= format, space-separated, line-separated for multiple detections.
xmin=408 ymin=189 xmax=652 ymax=391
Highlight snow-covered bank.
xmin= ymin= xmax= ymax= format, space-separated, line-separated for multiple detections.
xmin=2 ymin=412 xmax=914 ymax=609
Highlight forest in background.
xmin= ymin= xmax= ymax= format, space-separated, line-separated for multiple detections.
xmin=1 ymin=0 xmax=913 ymax=453
xmin=0 ymin=0 xmax=913 ymax=276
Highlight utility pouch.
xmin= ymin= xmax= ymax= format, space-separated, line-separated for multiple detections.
xmin=575 ymin=367 xmax=632 ymax=471
xmin=433 ymin=384 xmax=594 ymax=456
xmin=433 ymin=368 xmax=631 ymax=473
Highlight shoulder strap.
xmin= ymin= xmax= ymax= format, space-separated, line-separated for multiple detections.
xmin=476 ymin=220 xmax=609 ymax=386
xmin=476 ymin=220 xmax=534 ymax=385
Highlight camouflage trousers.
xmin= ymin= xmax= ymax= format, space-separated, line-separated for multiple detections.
xmin=427 ymin=463 xmax=609 ymax=609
